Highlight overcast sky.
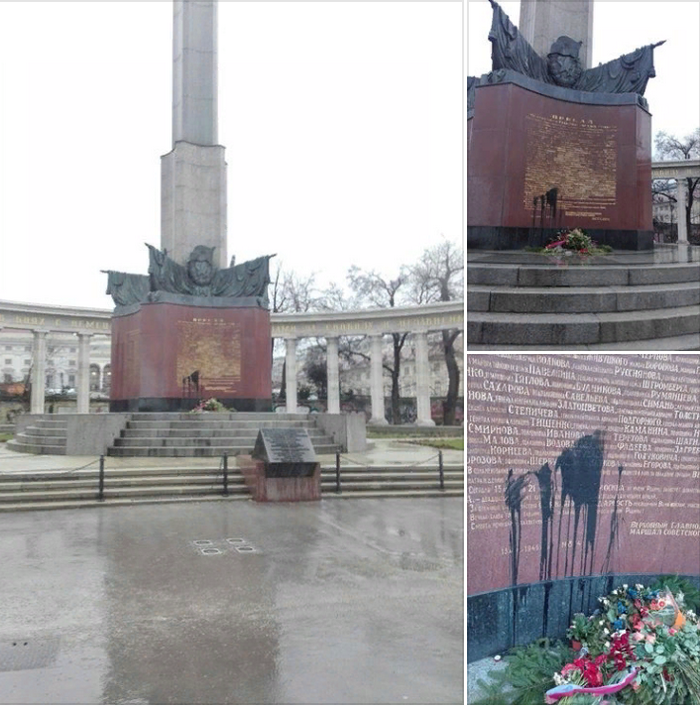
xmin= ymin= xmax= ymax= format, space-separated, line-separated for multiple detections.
xmin=468 ymin=0 xmax=700 ymax=141
xmin=0 ymin=1 xmax=462 ymax=310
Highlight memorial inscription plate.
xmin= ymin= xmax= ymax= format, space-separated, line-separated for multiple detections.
xmin=252 ymin=428 xmax=317 ymax=477
xmin=467 ymin=354 xmax=700 ymax=595
xmin=523 ymin=113 xmax=618 ymax=221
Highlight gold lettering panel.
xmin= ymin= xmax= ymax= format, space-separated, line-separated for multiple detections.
xmin=176 ymin=320 xmax=241 ymax=394
xmin=523 ymin=113 xmax=618 ymax=220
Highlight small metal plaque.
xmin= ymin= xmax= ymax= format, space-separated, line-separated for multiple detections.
xmin=235 ymin=546 xmax=256 ymax=553
xmin=194 ymin=539 xmax=213 ymax=546
xmin=0 ymin=638 xmax=60 ymax=672
xmin=200 ymin=547 xmax=222 ymax=555
xmin=226 ymin=538 xmax=246 ymax=545
xmin=253 ymin=428 xmax=316 ymax=464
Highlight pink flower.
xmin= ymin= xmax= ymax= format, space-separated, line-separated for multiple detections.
xmin=631 ymin=631 xmax=644 ymax=642
xmin=669 ymin=628 xmax=677 ymax=635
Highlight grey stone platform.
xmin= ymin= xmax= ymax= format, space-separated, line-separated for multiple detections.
xmin=467 ymin=246 xmax=700 ymax=349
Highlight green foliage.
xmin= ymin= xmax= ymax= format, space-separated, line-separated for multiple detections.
xmin=472 ymin=638 xmax=574 ymax=705
xmin=651 ymin=575 xmax=700 ymax=613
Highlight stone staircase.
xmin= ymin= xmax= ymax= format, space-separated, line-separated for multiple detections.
xmin=468 ymin=258 xmax=700 ymax=349
xmin=0 ymin=465 xmax=248 ymax=512
xmin=7 ymin=417 xmax=68 ymax=455
xmin=0 ymin=463 xmax=463 ymax=511
xmin=321 ymin=464 xmax=464 ymax=498
xmin=107 ymin=412 xmax=338 ymax=457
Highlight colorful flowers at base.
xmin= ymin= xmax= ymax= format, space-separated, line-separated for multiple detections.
xmin=543 ymin=228 xmax=613 ymax=256
xmin=190 ymin=397 xmax=231 ymax=413
xmin=547 ymin=583 xmax=700 ymax=704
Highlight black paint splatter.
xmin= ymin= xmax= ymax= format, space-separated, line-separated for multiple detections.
xmin=505 ymin=468 xmax=529 ymax=587
xmin=505 ymin=430 xmax=622 ymax=587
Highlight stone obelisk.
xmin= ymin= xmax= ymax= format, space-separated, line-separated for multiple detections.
xmin=519 ymin=0 xmax=594 ymax=69
xmin=161 ymin=0 xmax=228 ymax=269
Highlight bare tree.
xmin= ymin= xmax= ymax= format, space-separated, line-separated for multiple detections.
xmin=654 ymin=129 xmax=700 ymax=240
xmin=269 ymin=263 xmax=321 ymax=399
xmin=346 ymin=266 xmax=411 ymax=423
xmin=409 ymin=239 xmax=464 ymax=426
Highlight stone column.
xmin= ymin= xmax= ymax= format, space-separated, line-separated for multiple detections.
xmin=326 ymin=336 xmax=340 ymax=414
xmin=519 ymin=0 xmax=594 ymax=69
xmin=77 ymin=333 xmax=92 ymax=414
xmin=676 ymin=178 xmax=688 ymax=243
xmin=30 ymin=330 xmax=48 ymax=414
xmin=162 ymin=0 xmax=227 ymax=267
xmin=285 ymin=338 xmax=298 ymax=414
xmin=414 ymin=331 xmax=435 ymax=427
xmin=369 ymin=334 xmax=387 ymax=425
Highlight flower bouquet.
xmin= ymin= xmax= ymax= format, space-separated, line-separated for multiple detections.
xmin=540 ymin=228 xmax=613 ymax=257
xmin=189 ymin=397 xmax=232 ymax=413
xmin=547 ymin=583 xmax=700 ymax=704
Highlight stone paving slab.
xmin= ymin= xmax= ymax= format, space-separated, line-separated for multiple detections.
xmin=0 ymin=496 xmax=463 ymax=704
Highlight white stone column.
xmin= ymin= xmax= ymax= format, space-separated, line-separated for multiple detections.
xmin=30 ymin=330 xmax=48 ymax=414
xmin=676 ymin=179 xmax=688 ymax=243
xmin=369 ymin=334 xmax=387 ymax=425
xmin=326 ymin=336 xmax=340 ymax=414
xmin=77 ymin=333 xmax=92 ymax=414
xmin=285 ymin=338 xmax=298 ymax=414
xmin=414 ymin=331 xmax=435 ymax=427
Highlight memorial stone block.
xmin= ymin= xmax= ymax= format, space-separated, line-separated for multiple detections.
xmin=252 ymin=428 xmax=317 ymax=477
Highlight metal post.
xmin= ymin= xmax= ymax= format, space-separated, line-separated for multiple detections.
xmin=98 ymin=455 xmax=105 ymax=501
xmin=223 ymin=452 xmax=229 ymax=496
xmin=438 ymin=450 xmax=444 ymax=490
xmin=335 ymin=450 xmax=341 ymax=494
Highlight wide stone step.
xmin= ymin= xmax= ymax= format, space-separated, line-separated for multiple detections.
xmin=0 ymin=473 xmax=240 ymax=492
xmin=321 ymin=488 xmax=464 ymax=499
xmin=0 ymin=482 xmax=249 ymax=504
xmin=468 ymin=332 xmax=700 ymax=351
xmin=321 ymin=479 xmax=463 ymax=491
xmin=113 ymin=434 xmax=334 ymax=448
xmin=320 ymin=471 xmax=463 ymax=482
xmin=120 ymin=427 xmax=320 ymax=439
xmin=468 ymin=305 xmax=700 ymax=346
xmin=468 ymin=282 xmax=700 ymax=314
xmin=128 ymin=413 xmax=311 ymax=421
xmin=0 ymin=493 xmax=251 ymax=512
xmin=6 ymin=440 xmax=66 ymax=455
xmin=106 ymin=444 xmax=339 ymax=457
xmin=467 ymin=262 xmax=700 ymax=287
xmin=15 ymin=433 xmax=67 ymax=446
xmin=125 ymin=419 xmax=313 ymax=431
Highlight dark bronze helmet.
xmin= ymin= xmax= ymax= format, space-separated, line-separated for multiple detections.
xmin=187 ymin=245 xmax=216 ymax=286
xmin=547 ymin=36 xmax=583 ymax=87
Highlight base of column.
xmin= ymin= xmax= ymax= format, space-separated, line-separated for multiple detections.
xmin=416 ymin=418 xmax=436 ymax=427
xmin=368 ymin=417 xmax=388 ymax=426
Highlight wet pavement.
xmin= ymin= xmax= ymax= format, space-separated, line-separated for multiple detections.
xmin=0 ymin=496 xmax=463 ymax=704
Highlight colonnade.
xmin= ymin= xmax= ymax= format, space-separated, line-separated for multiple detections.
xmin=283 ymin=330 xmax=436 ymax=426
xmin=29 ymin=330 xmax=94 ymax=414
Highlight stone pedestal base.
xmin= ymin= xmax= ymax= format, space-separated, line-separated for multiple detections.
xmin=237 ymin=455 xmax=321 ymax=502
xmin=110 ymin=300 xmax=271 ymax=412
xmin=467 ymin=74 xmax=653 ymax=251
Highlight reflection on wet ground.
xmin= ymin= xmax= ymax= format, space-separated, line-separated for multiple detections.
xmin=468 ymin=243 xmax=700 ymax=265
xmin=0 ymin=498 xmax=463 ymax=704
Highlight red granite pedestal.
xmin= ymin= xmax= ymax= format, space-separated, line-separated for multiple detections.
xmin=110 ymin=301 xmax=271 ymax=412
xmin=467 ymin=78 xmax=653 ymax=250
xmin=237 ymin=455 xmax=321 ymax=502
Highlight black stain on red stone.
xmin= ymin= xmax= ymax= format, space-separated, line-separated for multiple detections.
xmin=506 ymin=430 xmax=622 ymax=588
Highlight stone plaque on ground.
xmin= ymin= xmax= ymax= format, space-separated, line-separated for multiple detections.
xmin=252 ymin=429 xmax=317 ymax=477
